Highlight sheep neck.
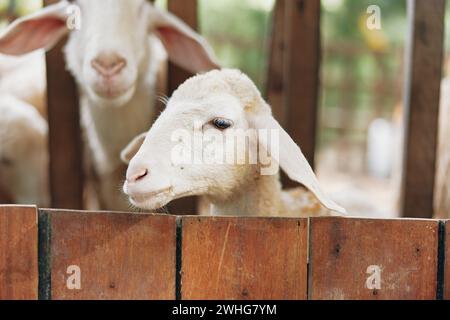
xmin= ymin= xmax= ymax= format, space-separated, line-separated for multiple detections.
xmin=210 ymin=172 xmax=285 ymax=216
xmin=82 ymin=82 xmax=155 ymax=176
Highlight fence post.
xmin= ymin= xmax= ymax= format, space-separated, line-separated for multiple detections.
xmin=44 ymin=0 xmax=83 ymax=210
xmin=282 ymin=0 xmax=321 ymax=188
xmin=167 ymin=0 xmax=198 ymax=94
xmin=267 ymin=0 xmax=287 ymax=126
xmin=166 ymin=0 xmax=199 ymax=214
xmin=401 ymin=0 xmax=445 ymax=218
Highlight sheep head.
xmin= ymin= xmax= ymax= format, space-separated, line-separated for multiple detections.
xmin=122 ymin=69 xmax=346 ymax=215
xmin=0 ymin=0 xmax=219 ymax=108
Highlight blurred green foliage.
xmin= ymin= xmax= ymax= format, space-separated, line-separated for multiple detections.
xmin=199 ymin=0 xmax=273 ymax=90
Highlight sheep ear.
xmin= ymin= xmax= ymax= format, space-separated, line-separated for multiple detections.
xmin=0 ymin=1 xmax=70 ymax=55
xmin=253 ymin=113 xmax=347 ymax=215
xmin=121 ymin=133 xmax=147 ymax=165
xmin=149 ymin=6 xmax=220 ymax=73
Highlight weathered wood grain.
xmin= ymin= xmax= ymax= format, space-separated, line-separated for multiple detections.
xmin=401 ymin=0 xmax=445 ymax=218
xmin=309 ymin=217 xmax=439 ymax=300
xmin=181 ymin=217 xmax=308 ymax=300
xmin=44 ymin=210 xmax=176 ymax=300
xmin=44 ymin=0 xmax=84 ymax=210
xmin=0 ymin=206 xmax=38 ymax=300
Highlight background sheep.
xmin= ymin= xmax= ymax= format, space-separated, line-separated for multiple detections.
xmin=0 ymin=51 xmax=46 ymax=119
xmin=0 ymin=0 xmax=219 ymax=210
xmin=121 ymin=69 xmax=345 ymax=217
xmin=0 ymin=95 xmax=49 ymax=207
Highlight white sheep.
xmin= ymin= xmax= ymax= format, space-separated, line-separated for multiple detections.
xmin=0 ymin=51 xmax=47 ymax=118
xmin=121 ymin=69 xmax=346 ymax=217
xmin=0 ymin=0 xmax=219 ymax=210
xmin=0 ymin=95 xmax=49 ymax=207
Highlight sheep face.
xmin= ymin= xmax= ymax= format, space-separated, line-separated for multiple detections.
xmin=122 ymin=92 xmax=259 ymax=210
xmin=0 ymin=98 xmax=49 ymax=207
xmin=0 ymin=0 xmax=219 ymax=108
xmin=64 ymin=0 xmax=152 ymax=106
xmin=122 ymin=69 xmax=346 ymax=215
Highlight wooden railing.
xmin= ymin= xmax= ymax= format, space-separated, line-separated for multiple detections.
xmin=0 ymin=205 xmax=448 ymax=300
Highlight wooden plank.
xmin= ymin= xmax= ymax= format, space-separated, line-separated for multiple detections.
xmin=181 ymin=217 xmax=308 ymax=300
xmin=401 ymin=0 xmax=445 ymax=218
xmin=309 ymin=218 xmax=439 ymax=300
xmin=166 ymin=0 xmax=198 ymax=215
xmin=0 ymin=206 xmax=38 ymax=300
xmin=444 ymin=221 xmax=449 ymax=300
xmin=283 ymin=0 xmax=321 ymax=180
xmin=266 ymin=0 xmax=286 ymax=126
xmin=44 ymin=0 xmax=84 ymax=210
xmin=42 ymin=210 xmax=176 ymax=300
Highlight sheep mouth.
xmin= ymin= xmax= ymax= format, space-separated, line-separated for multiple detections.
xmin=128 ymin=187 xmax=173 ymax=208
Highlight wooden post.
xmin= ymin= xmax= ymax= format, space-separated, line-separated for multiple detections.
xmin=0 ymin=206 xmax=38 ymax=300
xmin=40 ymin=210 xmax=176 ymax=299
xmin=273 ymin=0 xmax=321 ymax=189
xmin=167 ymin=0 xmax=198 ymax=94
xmin=181 ymin=217 xmax=308 ymax=300
xmin=401 ymin=0 xmax=445 ymax=218
xmin=283 ymin=0 xmax=321 ymax=170
xmin=266 ymin=0 xmax=287 ymax=126
xmin=309 ymin=217 xmax=439 ymax=300
xmin=44 ymin=0 xmax=83 ymax=210
xmin=166 ymin=0 xmax=198 ymax=214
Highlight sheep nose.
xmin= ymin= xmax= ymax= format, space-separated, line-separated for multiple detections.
xmin=127 ymin=168 xmax=149 ymax=184
xmin=91 ymin=52 xmax=127 ymax=77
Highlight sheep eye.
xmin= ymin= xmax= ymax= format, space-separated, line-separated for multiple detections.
xmin=212 ymin=118 xmax=233 ymax=130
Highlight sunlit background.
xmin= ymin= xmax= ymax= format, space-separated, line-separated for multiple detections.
xmin=1 ymin=0 xmax=449 ymax=217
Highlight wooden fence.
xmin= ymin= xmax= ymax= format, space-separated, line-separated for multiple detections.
xmin=0 ymin=205 xmax=448 ymax=300
xmin=37 ymin=0 xmax=446 ymax=218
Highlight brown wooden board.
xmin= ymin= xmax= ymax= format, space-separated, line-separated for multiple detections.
xmin=401 ymin=0 xmax=445 ymax=218
xmin=181 ymin=217 xmax=308 ymax=300
xmin=44 ymin=0 xmax=84 ymax=210
xmin=0 ymin=206 xmax=38 ymax=300
xmin=166 ymin=0 xmax=199 ymax=215
xmin=283 ymin=0 xmax=320 ymax=177
xmin=309 ymin=218 xmax=439 ymax=300
xmin=444 ymin=220 xmax=449 ymax=300
xmin=42 ymin=210 xmax=176 ymax=300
